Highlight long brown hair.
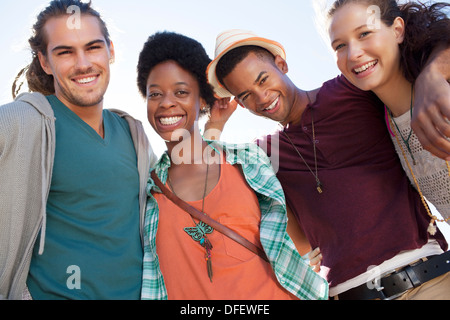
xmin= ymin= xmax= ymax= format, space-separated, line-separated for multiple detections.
xmin=328 ymin=0 xmax=450 ymax=83
xmin=12 ymin=0 xmax=111 ymax=99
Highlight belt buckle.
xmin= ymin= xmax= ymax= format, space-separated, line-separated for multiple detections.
xmin=380 ymin=265 xmax=421 ymax=300
xmin=367 ymin=275 xmax=390 ymax=300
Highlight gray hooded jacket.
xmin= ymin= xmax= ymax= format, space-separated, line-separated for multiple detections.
xmin=0 ymin=93 xmax=156 ymax=300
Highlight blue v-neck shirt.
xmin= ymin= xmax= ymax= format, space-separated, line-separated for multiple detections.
xmin=27 ymin=95 xmax=142 ymax=300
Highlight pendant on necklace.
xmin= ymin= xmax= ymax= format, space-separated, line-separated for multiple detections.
xmin=184 ymin=221 xmax=213 ymax=242
xmin=316 ymin=181 xmax=323 ymax=194
xmin=201 ymin=237 xmax=213 ymax=282
xmin=184 ymin=221 xmax=214 ymax=282
xmin=427 ymin=216 xmax=438 ymax=236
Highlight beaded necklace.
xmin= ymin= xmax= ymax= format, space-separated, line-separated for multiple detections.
xmin=386 ymin=91 xmax=450 ymax=235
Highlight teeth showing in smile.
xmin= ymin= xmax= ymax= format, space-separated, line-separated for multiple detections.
xmin=75 ymin=76 xmax=97 ymax=84
xmin=353 ymin=60 xmax=377 ymax=74
xmin=265 ymin=97 xmax=279 ymax=111
xmin=159 ymin=116 xmax=182 ymax=126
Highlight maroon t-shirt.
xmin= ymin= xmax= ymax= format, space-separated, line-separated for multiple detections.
xmin=258 ymin=75 xmax=447 ymax=287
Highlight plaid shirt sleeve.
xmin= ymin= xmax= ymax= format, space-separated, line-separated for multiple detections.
xmin=141 ymin=153 xmax=170 ymax=300
xmin=141 ymin=143 xmax=329 ymax=300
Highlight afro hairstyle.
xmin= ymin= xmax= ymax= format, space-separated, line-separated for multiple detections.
xmin=137 ymin=31 xmax=216 ymax=115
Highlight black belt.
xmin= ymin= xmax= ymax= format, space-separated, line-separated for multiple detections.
xmin=336 ymin=250 xmax=450 ymax=300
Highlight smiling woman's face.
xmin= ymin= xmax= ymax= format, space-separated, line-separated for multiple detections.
xmin=146 ymin=60 xmax=204 ymax=142
xmin=329 ymin=2 xmax=405 ymax=93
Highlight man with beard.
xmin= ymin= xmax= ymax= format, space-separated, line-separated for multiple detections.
xmin=0 ymin=0 xmax=156 ymax=300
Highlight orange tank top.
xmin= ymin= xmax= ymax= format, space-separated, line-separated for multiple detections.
xmin=155 ymin=159 xmax=298 ymax=300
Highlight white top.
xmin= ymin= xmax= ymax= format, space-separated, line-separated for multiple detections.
xmin=388 ymin=110 xmax=450 ymax=222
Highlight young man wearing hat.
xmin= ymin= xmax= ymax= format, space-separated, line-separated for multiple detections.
xmin=206 ymin=30 xmax=450 ymax=300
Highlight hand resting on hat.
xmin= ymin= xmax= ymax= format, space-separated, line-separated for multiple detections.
xmin=204 ymin=97 xmax=238 ymax=140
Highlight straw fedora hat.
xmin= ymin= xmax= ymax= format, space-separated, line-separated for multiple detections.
xmin=207 ymin=29 xmax=286 ymax=98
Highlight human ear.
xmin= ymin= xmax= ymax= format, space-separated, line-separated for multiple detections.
xmin=109 ymin=40 xmax=116 ymax=64
xmin=199 ymin=97 xmax=207 ymax=113
xmin=274 ymin=55 xmax=289 ymax=74
xmin=38 ymin=51 xmax=52 ymax=75
xmin=392 ymin=17 xmax=406 ymax=44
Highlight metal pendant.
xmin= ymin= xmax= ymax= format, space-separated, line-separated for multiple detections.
xmin=184 ymin=221 xmax=213 ymax=242
xmin=317 ymin=181 xmax=323 ymax=194
xmin=184 ymin=222 xmax=214 ymax=282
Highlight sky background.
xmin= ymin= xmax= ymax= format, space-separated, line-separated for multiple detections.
xmin=1 ymin=0 xmax=448 ymax=241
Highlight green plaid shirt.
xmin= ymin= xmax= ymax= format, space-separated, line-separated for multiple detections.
xmin=141 ymin=140 xmax=329 ymax=300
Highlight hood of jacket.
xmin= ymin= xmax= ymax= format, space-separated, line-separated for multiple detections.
xmin=16 ymin=92 xmax=54 ymax=119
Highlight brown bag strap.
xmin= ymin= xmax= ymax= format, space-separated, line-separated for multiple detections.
xmin=151 ymin=171 xmax=269 ymax=262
